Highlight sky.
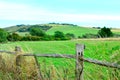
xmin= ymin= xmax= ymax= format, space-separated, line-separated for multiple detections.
xmin=0 ymin=0 xmax=120 ymax=28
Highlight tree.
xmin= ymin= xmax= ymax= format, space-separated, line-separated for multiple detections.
xmin=98 ymin=27 xmax=113 ymax=38
xmin=30 ymin=27 xmax=46 ymax=37
xmin=54 ymin=31 xmax=66 ymax=40
xmin=0 ymin=28 xmax=8 ymax=43
xmin=66 ymin=33 xmax=75 ymax=39
xmin=7 ymin=32 xmax=21 ymax=41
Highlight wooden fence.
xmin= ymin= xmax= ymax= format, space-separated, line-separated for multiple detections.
xmin=0 ymin=44 xmax=120 ymax=80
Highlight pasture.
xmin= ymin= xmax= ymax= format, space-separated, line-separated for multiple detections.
xmin=46 ymin=25 xmax=98 ymax=37
xmin=0 ymin=39 xmax=120 ymax=80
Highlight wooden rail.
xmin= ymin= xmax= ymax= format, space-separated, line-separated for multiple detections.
xmin=1 ymin=51 xmax=120 ymax=69
xmin=22 ymin=54 xmax=120 ymax=69
xmin=0 ymin=44 xmax=120 ymax=80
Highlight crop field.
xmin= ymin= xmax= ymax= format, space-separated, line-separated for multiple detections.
xmin=0 ymin=39 xmax=120 ymax=80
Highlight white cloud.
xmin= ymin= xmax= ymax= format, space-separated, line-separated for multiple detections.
xmin=0 ymin=1 xmax=50 ymax=20
xmin=0 ymin=1 xmax=120 ymax=28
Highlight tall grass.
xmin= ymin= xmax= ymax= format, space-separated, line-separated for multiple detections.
xmin=0 ymin=52 xmax=39 ymax=80
xmin=0 ymin=39 xmax=120 ymax=79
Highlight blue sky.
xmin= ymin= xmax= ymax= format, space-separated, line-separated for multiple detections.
xmin=0 ymin=0 xmax=120 ymax=28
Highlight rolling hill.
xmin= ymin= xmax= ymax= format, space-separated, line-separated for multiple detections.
xmin=4 ymin=23 xmax=99 ymax=37
xmin=46 ymin=24 xmax=99 ymax=37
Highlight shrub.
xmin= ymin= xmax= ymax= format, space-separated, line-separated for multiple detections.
xmin=54 ymin=31 xmax=66 ymax=40
xmin=30 ymin=27 xmax=46 ymax=37
xmin=82 ymin=33 xmax=98 ymax=38
xmin=98 ymin=27 xmax=113 ymax=38
xmin=21 ymin=36 xmax=41 ymax=41
xmin=7 ymin=32 xmax=22 ymax=41
xmin=42 ymin=35 xmax=54 ymax=41
xmin=66 ymin=33 xmax=75 ymax=39
xmin=0 ymin=29 xmax=8 ymax=43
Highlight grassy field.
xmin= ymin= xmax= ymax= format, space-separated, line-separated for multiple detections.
xmin=112 ymin=28 xmax=120 ymax=34
xmin=46 ymin=25 xmax=99 ymax=37
xmin=0 ymin=39 xmax=120 ymax=80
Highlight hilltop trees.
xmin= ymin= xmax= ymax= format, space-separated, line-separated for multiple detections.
xmin=30 ymin=27 xmax=46 ymax=37
xmin=0 ymin=28 xmax=8 ymax=43
xmin=98 ymin=27 xmax=113 ymax=38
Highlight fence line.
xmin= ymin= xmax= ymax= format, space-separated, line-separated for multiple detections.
xmin=1 ymin=50 xmax=120 ymax=69
xmin=83 ymin=58 xmax=120 ymax=69
xmin=0 ymin=44 xmax=120 ymax=80
xmin=0 ymin=50 xmax=15 ymax=54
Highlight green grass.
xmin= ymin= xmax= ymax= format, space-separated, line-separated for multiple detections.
xmin=0 ymin=39 xmax=120 ymax=80
xmin=5 ymin=24 xmax=120 ymax=38
xmin=16 ymin=32 xmax=29 ymax=36
xmin=46 ymin=25 xmax=99 ymax=37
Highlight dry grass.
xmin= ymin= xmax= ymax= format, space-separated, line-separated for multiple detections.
xmin=75 ymin=37 xmax=120 ymax=41
xmin=0 ymin=52 xmax=39 ymax=80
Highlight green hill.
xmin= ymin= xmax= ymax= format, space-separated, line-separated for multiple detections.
xmin=4 ymin=24 xmax=31 ymax=32
xmin=46 ymin=24 xmax=99 ymax=37
xmin=4 ymin=24 xmax=52 ymax=33
xmin=4 ymin=23 xmax=99 ymax=37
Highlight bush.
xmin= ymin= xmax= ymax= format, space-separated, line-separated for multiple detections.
xmin=42 ymin=35 xmax=54 ymax=41
xmin=66 ymin=33 xmax=75 ymax=39
xmin=21 ymin=36 xmax=41 ymax=41
xmin=7 ymin=33 xmax=22 ymax=41
xmin=0 ymin=29 xmax=8 ymax=43
xmin=82 ymin=33 xmax=98 ymax=38
xmin=98 ymin=27 xmax=113 ymax=38
xmin=54 ymin=31 xmax=66 ymax=40
xmin=30 ymin=27 xmax=46 ymax=37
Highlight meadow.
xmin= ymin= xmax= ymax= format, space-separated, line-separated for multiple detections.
xmin=0 ymin=38 xmax=120 ymax=80
xmin=46 ymin=25 xmax=98 ymax=37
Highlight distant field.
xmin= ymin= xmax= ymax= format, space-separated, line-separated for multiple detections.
xmin=4 ymin=24 xmax=99 ymax=37
xmin=4 ymin=24 xmax=120 ymax=38
xmin=46 ymin=25 xmax=99 ymax=37
xmin=112 ymin=28 xmax=120 ymax=34
xmin=15 ymin=27 xmax=120 ymax=38
xmin=0 ymin=39 xmax=120 ymax=79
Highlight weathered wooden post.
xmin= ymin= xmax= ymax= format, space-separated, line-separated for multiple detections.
xmin=0 ymin=55 xmax=2 ymax=69
xmin=15 ymin=46 xmax=22 ymax=79
xmin=34 ymin=55 xmax=43 ymax=80
xmin=75 ymin=44 xmax=85 ymax=80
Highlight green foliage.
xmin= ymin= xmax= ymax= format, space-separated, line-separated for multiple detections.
xmin=21 ymin=36 xmax=41 ymax=41
xmin=98 ymin=27 xmax=113 ymax=38
xmin=29 ymin=25 xmax=52 ymax=31
xmin=5 ymin=24 xmax=52 ymax=33
xmin=66 ymin=33 xmax=75 ymax=39
xmin=54 ymin=31 xmax=66 ymax=40
xmin=81 ymin=33 xmax=98 ymax=38
xmin=7 ymin=32 xmax=22 ymax=41
xmin=42 ymin=35 xmax=54 ymax=41
xmin=0 ymin=28 xmax=8 ymax=43
xmin=30 ymin=27 xmax=46 ymax=37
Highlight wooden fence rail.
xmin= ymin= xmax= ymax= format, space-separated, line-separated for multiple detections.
xmin=1 ymin=51 xmax=120 ymax=69
xmin=0 ymin=44 xmax=120 ymax=80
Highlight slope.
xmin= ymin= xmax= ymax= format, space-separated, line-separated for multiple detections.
xmin=46 ymin=24 xmax=99 ymax=37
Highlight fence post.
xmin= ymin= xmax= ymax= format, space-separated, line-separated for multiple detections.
xmin=34 ymin=55 xmax=43 ymax=80
xmin=75 ymin=44 xmax=85 ymax=80
xmin=0 ymin=55 xmax=2 ymax=69
xmin=15 ymin=46 xmax=22 ymax=79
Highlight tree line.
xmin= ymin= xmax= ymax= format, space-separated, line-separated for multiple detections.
xmin=0 ymin=26 xmax=117 ymax=43
xmin=0 ymin=27 xmax=75 ymax=43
